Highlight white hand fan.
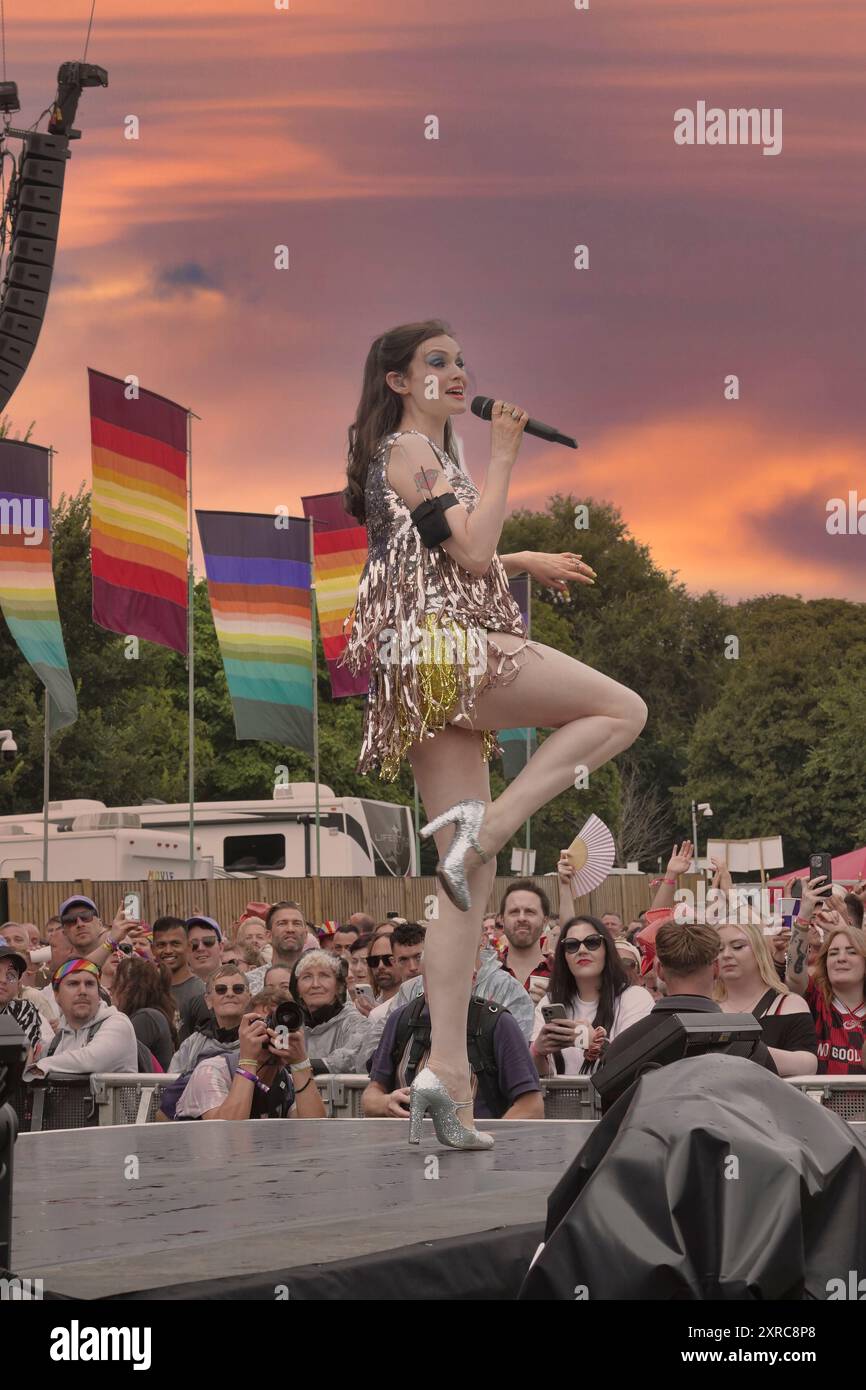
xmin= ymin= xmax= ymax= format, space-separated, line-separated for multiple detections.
xmin=564 ymin=814 xmax=616 ymax=898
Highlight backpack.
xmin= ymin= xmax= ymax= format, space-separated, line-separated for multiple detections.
xmin=45 ymin=1014 xmax=157 ymax=1073
xmin=159 ymin=1048 xmax=295 ymax=1121
xmin=392 ymin=992 xmax=509 ymax=1118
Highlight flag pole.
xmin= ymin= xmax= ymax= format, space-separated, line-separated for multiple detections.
xmin=186 ymin=410 xmax=201 ymax=878
xmin=308 ymin=517 xmax=321 ymax=876
xmin=42 ymin=446 xmax=54 ymax=880
xmin=524 ymin=575 xmax=532 ymax=868
xmin=413 ymin=776 xmax=420 ymax=876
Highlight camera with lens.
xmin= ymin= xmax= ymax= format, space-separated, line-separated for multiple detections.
xmin=0 ymin=730 xmax=18 ymax=766
xmin=266 ymin=999 xmax=304 ymax=1035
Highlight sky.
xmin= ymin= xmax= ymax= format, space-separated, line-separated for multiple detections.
xmin=6 ymin=0 xmax=864 ymax=601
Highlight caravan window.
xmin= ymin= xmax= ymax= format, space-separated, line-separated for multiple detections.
xmin=360 ymin=800 xmax=412 ymax=876
xmin=223 ymin=834 xmax=286 ymax=872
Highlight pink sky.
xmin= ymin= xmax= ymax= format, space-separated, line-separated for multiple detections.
xmin=7 ymin=0 xmax=865 ymax=598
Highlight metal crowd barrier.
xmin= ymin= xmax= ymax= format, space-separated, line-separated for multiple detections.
xmin=541 ymin=1076 xmax=602 ymax=1119
xmin=787 ymin=1075 xmax=866 ymax=1124
xmin=15 ymin=1073 xmax=866 ymax=1131
xmin=8 ymin=1071 xmax=604 ymax=1129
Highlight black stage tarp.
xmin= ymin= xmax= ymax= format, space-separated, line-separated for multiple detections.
xmin=520 ymin=1054 xmax=866 ymax=1300
xmin=11 ymin=1118 xmax=587 ymax=1300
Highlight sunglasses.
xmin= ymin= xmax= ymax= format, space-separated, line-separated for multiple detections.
xmin=190 ymin=937 xmax=218 ymax=949
xmin=368 ymin=954 xmax=394 ymax=968
xmin=213 ymin=982 xmax=249 ymax=995
xmin=61 ymin=910 xmax=97 ymax=926
xmin=564 ymin=935 xmax=605 ymax=954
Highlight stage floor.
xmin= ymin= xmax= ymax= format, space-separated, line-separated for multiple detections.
xmin=11 ymin=1118 xmax=593 ymax=1299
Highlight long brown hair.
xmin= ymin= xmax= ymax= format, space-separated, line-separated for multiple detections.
xmin=114 ymin=955 xmax=178 ymax=1050
xmin=548 ymin=915 xmax=630 ymax=1073
xmin=343 ymin=319 xmax=462 ymax=524
xmin=812 ymin=925 xmax=866 ymax=1010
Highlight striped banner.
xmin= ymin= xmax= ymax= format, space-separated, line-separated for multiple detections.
xmin=88 ymin=369 xmax=189 ymax=654
xmin=301 ymin=491 xmax=369 ymax=698
xmin=195 ymin=511 xmax=314 ymax=752
xmin=499 ymin=573 xmax=536 ymax=779
xmin=0 ymin=440 xmax=77 ymax=732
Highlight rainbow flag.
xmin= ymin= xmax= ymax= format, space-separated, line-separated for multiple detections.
xmin=0 ymin=440 xmax=77 ymax=731
xmin=196 ymin=510 xmax=313 ymax=751
xmin=301 ymin=491 xmax=369 ymax=698
xmin=499 ymin=573 xmax=536 ymax=778
xmin=88 ymin=369 xmax=189 ymax=654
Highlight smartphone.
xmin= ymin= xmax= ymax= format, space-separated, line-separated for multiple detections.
xmin=354 ymin=983 xmax=375 ymax=1002
xmin=808 ymin=854 xmax=833 ymax=896
xmin=123 ymin=893 xmax=141 ymax=921
xmin=541 ymin=1005 xmax=591 ymax=1050
xmin=542 ymin=1003 xmax=567 ymax=1023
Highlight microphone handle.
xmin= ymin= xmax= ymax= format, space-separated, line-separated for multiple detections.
xmin=471 ymin=394 xmax=578 ymax=450
xmin=524 ymin=417 xmax=578 ymax=450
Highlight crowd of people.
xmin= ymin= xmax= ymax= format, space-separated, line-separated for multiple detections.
xmin=2 ymin=840 xmax=866 ymax=1126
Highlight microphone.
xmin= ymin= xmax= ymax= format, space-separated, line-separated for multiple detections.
xmin=470 ymin=395 xmax=578 ymax=449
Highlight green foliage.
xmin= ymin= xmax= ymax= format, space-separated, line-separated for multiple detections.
xmin=675 ymin=599 xmax=866 ymax=865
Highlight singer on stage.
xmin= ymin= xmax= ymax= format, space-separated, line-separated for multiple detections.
xmin=340 ymin=319 xmax=647 ymax=1150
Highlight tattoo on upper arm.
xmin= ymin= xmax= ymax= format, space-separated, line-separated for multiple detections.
xmin=413 ymin=467 xmax=440 ymax=496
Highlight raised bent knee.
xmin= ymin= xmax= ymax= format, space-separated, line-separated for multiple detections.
xmin=614 ymin=691 xmax=647 ymax=744
xmin=629 ymin=693 xmax=649 ymax=735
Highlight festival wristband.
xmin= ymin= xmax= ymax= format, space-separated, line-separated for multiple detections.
xmin=289 ymin=1059 xmax=312 ymax=1073
xmin=236 ymin=1067 xmax=269 ymax=1093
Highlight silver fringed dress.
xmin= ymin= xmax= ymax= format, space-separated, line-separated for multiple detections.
xmin=339 ymin=428 xmax=539 ymax=782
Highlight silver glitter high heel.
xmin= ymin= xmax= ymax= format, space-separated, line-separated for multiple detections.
xmin=419 ymin=797 xmax=495 ymax=912
xmin=407 ymin=1067 xmax=494 ymax=1151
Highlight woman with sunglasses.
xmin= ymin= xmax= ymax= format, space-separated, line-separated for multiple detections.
xmin=168 ymin=963 xmax=254 ymax=1074
xmin=530 ymin=916 xmax=653 ymax=1075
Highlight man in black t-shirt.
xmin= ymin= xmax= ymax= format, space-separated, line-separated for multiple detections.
xmin=595 ymin=918 xmax=776 ymax=1113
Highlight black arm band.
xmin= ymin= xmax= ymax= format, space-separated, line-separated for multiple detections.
xmin=409 ymin=493 xmax=459 ymax=547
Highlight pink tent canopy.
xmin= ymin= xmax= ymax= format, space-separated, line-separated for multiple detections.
xmin=767 ymin=847 xmax=866 ymax=888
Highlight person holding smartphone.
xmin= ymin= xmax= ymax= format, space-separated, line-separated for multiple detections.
xmin=530 ymin=915 xmax=653 ymax=1076
xmin=786 ymin=877 xmax=866 ymax=1074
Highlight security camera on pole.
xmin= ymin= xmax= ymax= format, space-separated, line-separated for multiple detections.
xmin=690 ymin=800 xmax=713 ymax=873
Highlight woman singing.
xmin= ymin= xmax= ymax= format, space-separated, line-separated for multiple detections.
xmin=341 ymin=320 xmax=647 ymax=1149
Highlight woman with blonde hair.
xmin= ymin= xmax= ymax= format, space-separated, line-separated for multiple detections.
xmin=785 ymin=878 xmax=866 ymax=1074
xmin=716 ymin=920 xmax=817 ymax=1076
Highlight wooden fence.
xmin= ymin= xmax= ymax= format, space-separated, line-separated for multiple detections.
xmin=1 ymin=873 xmax=704 ymax=935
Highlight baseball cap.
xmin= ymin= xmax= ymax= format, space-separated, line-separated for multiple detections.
xmin=58 ymin=895 xmax=99 ymax=919
xmin=186 ymin=914 xmax=223 ymax=942
xmin=0 ymin=941 xmax=28 ymax=976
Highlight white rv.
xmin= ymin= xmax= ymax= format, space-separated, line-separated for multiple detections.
xmin=0 ymin=783 xmax=416 ymax=880
xmin=0 ymin=814 xmax=211 ymax=882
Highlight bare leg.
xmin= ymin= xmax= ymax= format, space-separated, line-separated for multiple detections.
xmin=460 ymin=634 xmax=648 ymax=859
xmin=408 ymin=723 xmax=497 ymax=1115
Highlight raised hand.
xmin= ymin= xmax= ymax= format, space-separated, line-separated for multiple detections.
xmin=666 ymin=841 xmax=694 ymax=876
